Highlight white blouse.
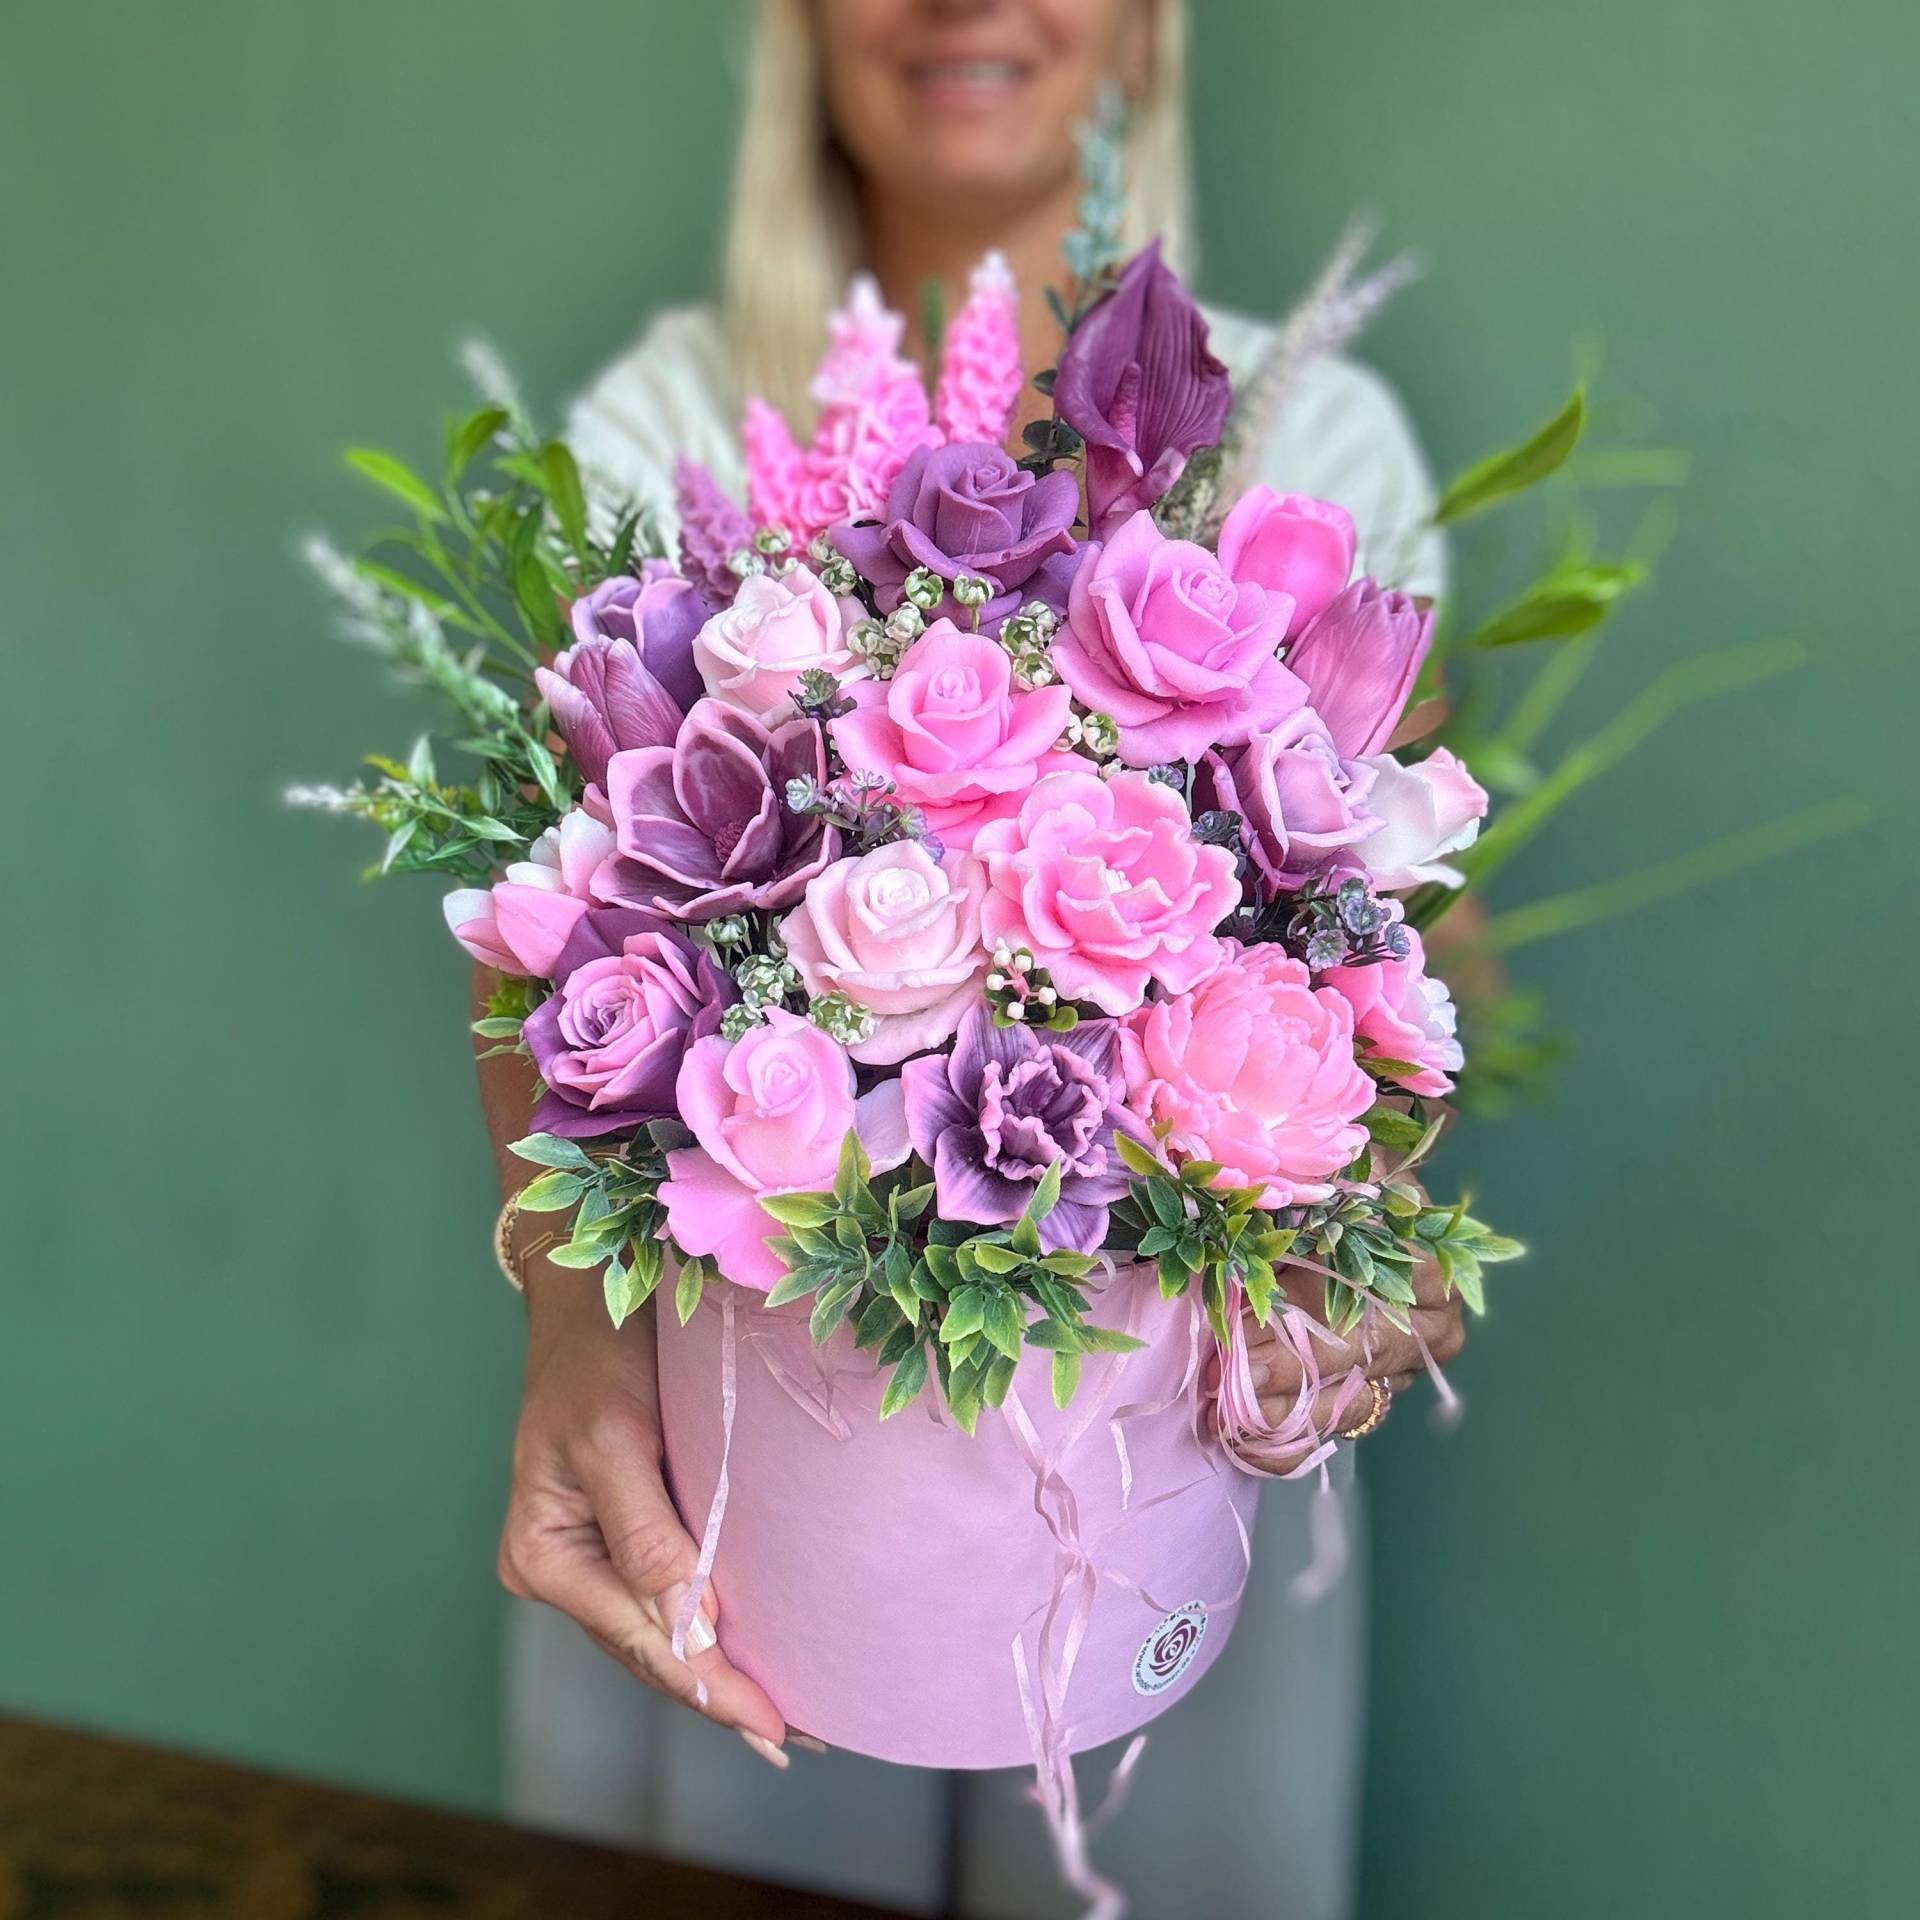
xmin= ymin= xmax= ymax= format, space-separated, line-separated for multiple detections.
xmin=564 ymin=302 xmax=1447 ymax=602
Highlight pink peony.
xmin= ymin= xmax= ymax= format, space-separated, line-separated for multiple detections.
xmin=1120 ymin=942 xmax=1375 ymax=1207
xmin=1320 ymin=928 xmax=1464 ymax=1098
xmin=1052 ymin=510 xmax=1307 ymax=766
xmin=829 ymin=622 xmax=1080 ymax=849
xmin=442 ymin=807 xmax=616 ymax=978
xmin=1354 ymin=747 xmax=1489 ymax=890
xmin=973 ymin=768 xmax=1241 ymax=1016
xmin=658 ymin=1011 xmax=908 ymax=1292
xmin=691 ymin=565 xmax=860 ymax=719
xmin=780 ymin=841 xmax=989 ymax=1065
xmin=1214 ymin=488 xmax=1356 ymax=641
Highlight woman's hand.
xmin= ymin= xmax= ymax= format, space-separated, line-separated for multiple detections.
xmin=1239 ymin=1252 xmax=1466 ymax=1465
xmin=496 ymin=1253 xmax=791 ymax=1766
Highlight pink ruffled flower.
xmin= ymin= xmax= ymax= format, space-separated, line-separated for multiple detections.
xmin=1284 ymin=580 xmax=1434 ymax=759
xmin=740 ymin=404 xmax=810 ymax=544
xmin=1120 ymin=942 xmax=1374 ymax=1207
xmin=1052 ymin=510 xmax=1308 ymax=766
xmin=1353 ymin=747 xmax=1489 ymax=890
xmin=691 ymin=565 xmax=859 ymax=719
xmin=658 ymin=1010 xmax=909 ymax=1292
xmin=1320 ymin=928 xmax=1464 ymax=1098
xmin=780 ymin=841 xmax=989 ymax=1065
xmin=934 ymin=250 xmax=1024 ymax=448
xmin=442 ymin=807 xmax=616 ymax=978
xmin=973 ymin=768 xmax=1241 ymax=1016
xmin=1214 ymin=487 xmax=1356 ymax=641
xmin=829 ymin=622 xmax=1079 ymax=849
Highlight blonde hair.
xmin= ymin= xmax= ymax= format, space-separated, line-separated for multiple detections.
xmin=722 ymin=0 xmax=1195 ymax=426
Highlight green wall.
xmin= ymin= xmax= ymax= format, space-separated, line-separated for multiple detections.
xmin=2 ymin=1 xmax=1912 ymax=1910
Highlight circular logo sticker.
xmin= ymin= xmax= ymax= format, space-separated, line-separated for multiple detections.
xmin=1131 ymin=1603 xmax=1208 ymax=1696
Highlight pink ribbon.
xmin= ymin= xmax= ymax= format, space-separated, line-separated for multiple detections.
xmin=672 ymin=1290 xmax=737 ymax=1704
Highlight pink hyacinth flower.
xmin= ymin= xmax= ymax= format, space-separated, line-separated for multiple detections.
xmin=742 ymin=397 xmax=808 ymax=535
xmin=935 ymin=250 xmax=1024 ymax=448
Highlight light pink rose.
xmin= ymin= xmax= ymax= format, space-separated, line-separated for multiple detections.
xmin=1215 ymin=488 xmax=1356 ymax=640
xmin=1120 ymin=942 xmax=1375 ymax=1207
xmin=442 ymin=807 xmax=617 ymax=978
xmin=830 ymin=622 xmax=1080 ymax=848
xmin=1052 ymin=510 xmax=1308 ymax=766
xmin=973 ymin=768 xmax=1241 ymax=1016
xmin=691 ymin=564 xmax=860 ymax=718
xmin=1354 ymin=747 xmax=1489 ymax=890
xmin=658 ymin=1010 xmax=908 ymax=1291
xmin=1320 ymin=928 xmax=1464 ymax=1098
xmin=780 ymin=842 xmax=989 ymax=1064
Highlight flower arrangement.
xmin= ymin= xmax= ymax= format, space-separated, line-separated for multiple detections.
xmin=299 ymin=224 xmax=1560 ymax=1438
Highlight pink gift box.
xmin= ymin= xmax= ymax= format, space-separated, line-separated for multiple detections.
xmin=657 ymin=1260 xmax=1261 ymax=1770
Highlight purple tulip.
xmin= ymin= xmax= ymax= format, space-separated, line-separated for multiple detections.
xmin=537 ymin=566 xmax=710 ymax=788
xmin=1054 ymin=241 xmax=1232 ymax=540
xmin=900 ymin=1004 xmax=1151 ymax=1254
xmin=593 ymin=697 xmax=841 ymax=922
xmin=833 ymin=441 xmax=1082 ymax=627
xmin=1282 ymin=580 xmax=1435 ymax=759
xmin=523 ymin=907 xmax=737 ymax=1139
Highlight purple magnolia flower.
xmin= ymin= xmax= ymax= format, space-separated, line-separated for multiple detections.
xmin=900 ymin=1003 xmax=1151 ymax=1253
xmin=674 ymin=457 xmax=755 ymax=606
xmin=1282 ymin=579 xmax=1435 ymax=759
xmin=1194 ymin=707 xmax=1382 ymax=893
xmin=593 ymin=697 xmax=841 ymax=921
xmin=1054 ymin=241 xmax=1232 ymax=540
xmin=523 ymin=907 xmax=737 ymax=1138
xmin=833 ymin=441 xmax=1082 ymax=627
xmin=537 ymin=565 xmax=710 ymax=787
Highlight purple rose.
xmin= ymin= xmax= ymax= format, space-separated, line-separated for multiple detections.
xmin=523 ymin=907 xmax=736 ymax=1138
xmin=1051 ymin=509 xmax=1308 ymax=765
xmin=1282 ymin=579 xmax=1434 ymax=760
xmin=900 ymin=1004 xmax=1151 ymax=1254
xmin=833 ymin=441 xmax=1082 ymax=627
xmin=537 ymin=564 xmax=711 ymax=788
xmin=1054 ymin=241 xmax=1231 ymax=540
xmin=1195 ymin=708 xmax=1381 ymax=893
xmin=593 ymin=697 xmax=841 ymax=922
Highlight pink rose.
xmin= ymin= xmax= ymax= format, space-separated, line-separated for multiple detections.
xmin=1052 ymin=510 xmax=1308 ymax=766
xmin=691 ymin=564 xmax=860 ymax=718
xmin=658 ymin=1011 xmax=908 ymax=1291
xmin=973 ymin=768 xmax=1241 ymax=1016
xmin=442 ymin=807 xmax=616 ymax=978
xmin=1354 ymin=747 xmax=1489 ymax=890
xmin=1321 ymin=928 xmax=1463 ymax=1098
xmin=1120 ymin=942 xmax=1375 ymax=1207
xmin=830 ymin=622 xmax=1079 ymax=849
xmin=1215 ymin=488 xmax=1356 ymax=640
xmin=780 ymin=841 xmax=989 ymax=1065
xmin=1283 ymin=580 xmax=1434 ymax=759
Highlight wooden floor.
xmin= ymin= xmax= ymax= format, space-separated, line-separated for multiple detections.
xmin=0 ymin=1714 xmax=909 ymax=1919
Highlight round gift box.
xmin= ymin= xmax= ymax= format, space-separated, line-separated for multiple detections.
xmin=656 ymin=1260 xmax=1261 ymax=1770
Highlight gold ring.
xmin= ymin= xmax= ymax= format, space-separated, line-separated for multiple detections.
xmin=1338 ymin=1375 xmax=1391 ymax=1441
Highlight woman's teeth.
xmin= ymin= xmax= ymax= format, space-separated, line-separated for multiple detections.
xmin=912 ymin=61 xmax=1027 ymax=89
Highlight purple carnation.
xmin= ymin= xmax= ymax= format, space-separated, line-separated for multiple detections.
xmin=1054 ymin=241 xmax=1231 ymax=540
xmin=833 ymin=441 xmax=1083 ymax=628
xmin=523 ymin=908 xmax=736 ymax=1138
xmin=900 ymin=1004 xmax=1151 ymax=1253
xmin=593 ymin=697 xmax=841 ymax=922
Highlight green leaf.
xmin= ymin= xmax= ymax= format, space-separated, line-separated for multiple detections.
xmin=758 ymin=1191 xmax=837 ymax=1228
xmin=1433 ymin=387 xmax=1586 ymax=526
xmin=346 ymin=447 xmax=447 ymax=522
xmin=543 ymin=1239 xmax=611 ymax=1270
xmin=982 ymin=1290 xmax=1026 ymax=1362
xmin=940 ymin=1285 xmax=987 ymax=1345
xmin=515 ymin=1170 xmax=586 ymax=1212
xmin=471 ymin=1016 xmax=526 ymax=1039
xmin=880 ymin=1342 xmax=929 ymax=1419
xmin=446 ymin=405 xmax=509 ymax=479
xmin=1360 ymin=1057 xmax=1425 ymax=1082
xmin=853 ymin=1293 xmax=906 ymax=1349
xmin=1052 ymin=1349 xmax=1083 ymax=1409
xmin=1074 ymin=1324 xmax=1150 ymax=1354
xmin=1465 ymin=562 xmax=1646 ymax=649
xmin=541 ymin=441 xmax=588 ymax=555
xmin=509 ymin=1133 xmax=596 ymax=1172
xmin=763 ymin=1265 xmax=823 ymax=1310
xmin=1022 ymin=1319 xmax=1081 ymax=1351
xmin=674 ymin=1258 xmax=708 ymax=1325
xmin=1024 ymin=1161 xmax=1064 ymax=1222
xmin=1010 ymin=1211 xmax=1044 ymax=1258
xmin=967 ymin=1241 xmax=1025 ymax=1276
xmin=603 ymin=1254 xmax=654 ymax=1328
xmin=1363 ymin=1104 xmax=1428 ymax=1148
xmin=810 ymin=1282 xmax=858 ymax=1346
xmin=1115 ymin=1133 xmax=1163 ymax=1179
xmin=834 ymin=1130 xmax=872 ymax=1207
xmin=890 ymin=1182 xmax=936 ymax=1226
